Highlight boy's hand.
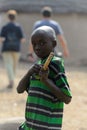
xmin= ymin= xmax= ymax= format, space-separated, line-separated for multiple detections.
xmin=29 ymin=64 xmax=42 ymax=75
xmin=39 ymin=67 xmax=49 ymax=82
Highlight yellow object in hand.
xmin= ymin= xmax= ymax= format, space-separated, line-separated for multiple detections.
xmin=43 ymin=52 xmax=54 ymax=70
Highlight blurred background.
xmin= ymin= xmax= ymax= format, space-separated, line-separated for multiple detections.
xmin=0 ymin=0 xmax=87 ymax=66
xmin=0 ymin=1 xmax=87 ymax=130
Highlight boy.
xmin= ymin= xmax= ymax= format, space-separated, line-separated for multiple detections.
xmin=17 ymin=26 xmax=72 ymax=130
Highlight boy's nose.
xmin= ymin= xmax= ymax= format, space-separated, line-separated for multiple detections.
xmin=35 ymin=44 xmax=40 ymax=49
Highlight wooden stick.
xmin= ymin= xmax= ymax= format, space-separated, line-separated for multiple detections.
xmin=43 ymin=52 xmax=54 ymax=70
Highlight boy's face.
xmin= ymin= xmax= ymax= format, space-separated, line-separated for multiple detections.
xmin=31 ymin=30 xmax=55 ymax=59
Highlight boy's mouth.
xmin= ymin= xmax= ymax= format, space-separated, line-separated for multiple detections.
xmin=35 ymin=50 xmax=41 ymax=55
xmin=35 ymin=49 xmax=40 ymax=54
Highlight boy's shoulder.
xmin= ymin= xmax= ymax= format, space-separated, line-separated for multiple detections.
xmin=37 ymin=56 xmax=64 ymax=67
xmin=51 ymin=56 xmax=65 ymax=71
xmin=52 ymin=56 xmax=63 ymax=63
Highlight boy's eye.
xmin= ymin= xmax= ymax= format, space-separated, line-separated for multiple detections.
xmin=40 ymin=42 xmax=44 ymax=46
xmin=32 ymin=41 xmax=46 ymax=46
xmin=39 ymin=42 xmax=46 ymax=46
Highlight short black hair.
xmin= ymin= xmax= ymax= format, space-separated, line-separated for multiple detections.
xmin=41 ymin=6 xmax=52 ymax=17
xmin=31 ymin=26 xmax=56 ymax=42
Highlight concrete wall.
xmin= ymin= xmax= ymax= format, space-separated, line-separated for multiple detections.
xmin=1 ymin=0 xmax=87 ymax=13
xmin=0 ymin=13 xmax=87 ymax=67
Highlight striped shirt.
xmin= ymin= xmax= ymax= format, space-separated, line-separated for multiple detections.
xmin=20 ymin=56 xmax=72 ymax=130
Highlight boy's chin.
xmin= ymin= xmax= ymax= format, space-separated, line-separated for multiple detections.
xmin=37 ymin=53 xmax=50 ymax=59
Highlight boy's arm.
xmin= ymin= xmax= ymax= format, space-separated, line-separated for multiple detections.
xmin=39 ymin=68 xmax=72 ymax=104
xmin=42 ymin=77 xmax=71 ymax=104
xmin=17 ymin=64 xmax=41 ymax=93
xmin=17 ymin=71 xmax=31 ymax=93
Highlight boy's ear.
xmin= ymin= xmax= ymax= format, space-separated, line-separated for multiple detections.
xmin=53 ymin=40 xmax=57 ymax=47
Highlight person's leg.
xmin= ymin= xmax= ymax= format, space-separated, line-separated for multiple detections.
xmin=2 ymin=52 xmax=15 ymax=88
xmin=12 ymin=52 xmax=20 ymax=75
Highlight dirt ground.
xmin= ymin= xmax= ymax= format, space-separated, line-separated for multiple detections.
xmin=0 ymin=61 xmax=87 ymax=130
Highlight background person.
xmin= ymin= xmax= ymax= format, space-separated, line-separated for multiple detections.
xmin=28 ymin=6 xmax=69 ymax=62
xmin=0 ymin=9 xmax=26 ymax=89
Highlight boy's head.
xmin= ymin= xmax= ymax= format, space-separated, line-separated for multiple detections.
xmin=41 ymin=6 xmax=52 ymax=18
xmin=31 ymin=26 xmax=57 ymax=59
xmin=7 ymin=10 xmax=17 ymax=21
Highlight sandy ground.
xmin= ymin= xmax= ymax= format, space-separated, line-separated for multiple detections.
xmin=0 ymin=60 xmax=87 ymax=130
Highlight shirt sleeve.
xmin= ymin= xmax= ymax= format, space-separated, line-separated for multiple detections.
xmin=32 ymin=21 xmax=41 ymax=31
xmin=51 ymin=59 xmax=72 ymax=97
xmin=54 ymin=22 xmax=63 ymax=35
